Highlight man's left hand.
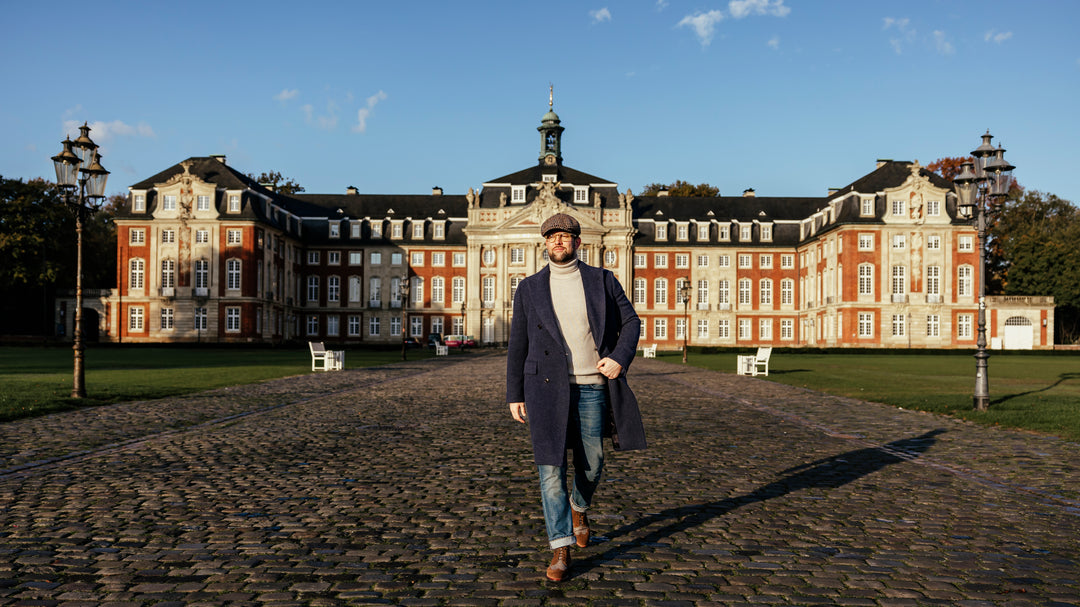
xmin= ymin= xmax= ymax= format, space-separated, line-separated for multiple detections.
xmin=596 ymin=357 xmax=622 ymax=379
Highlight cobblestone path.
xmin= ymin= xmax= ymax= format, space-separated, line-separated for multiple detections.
xmin=1 ymin=354 xmax=1078 ymax=606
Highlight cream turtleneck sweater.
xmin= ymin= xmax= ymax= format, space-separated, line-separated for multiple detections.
xmin=549 ymin=259 xmax=603 ymax=385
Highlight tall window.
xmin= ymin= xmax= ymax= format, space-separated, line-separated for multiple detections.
xmin=369 ymin=316 xmax=381 ymax=336
xmin=410 ymin=316 xmax=423 ymax=337
xmin=718 ymin=319 xmax=730 ymax=339
xmin=697 ymin=319 xmax=709 ymax=338
xmin=129 ymin=306 xmax=144 ymax=331
xmin=369 ymin=277 xmax=381 ymax=304
xmin=780 ymin=319 xmax=793 ymax=340
xmin=697 ymin=280 xmax=709 ymax=307
xmin=858 ymin=264 xmax=874 ymax=296
xmin=452 ymin=277 xmax=465 ymax=304
xmin=348 ymin=315 xmax=361 ymax=336
xmin=958 ymin=266 xmax=973 ymax=297
xmin=307 ymin=276 xmax=319 ymax=302
xmin=759 ymin=318 xmax=773 ymax=340
xmin=653 ymin=278 xmax=667 ymax=306
xmin=738 ymin=318 xmax=751 ymax=340
xmin=349 ymin=276 xmax=362 ymax=302
xmin=675 ymin=318 xmax=686 ymax=340
xmin=653 ymin=318 xmax=667 ymax=339
xmin=717 ymin=279 xmax=730 ymax=305
xmin=892 ymin=265 xmax=906 ymax=296
xmin=306 ymin=314 xmax=318 ymax=336
xmin=759 ymin=279 xmax=773 ymax=306
xmin=858 ymin=312 xmax=874 ymax=337
xmin=482 ymin=276 xmax=495 ymax=305
xmin=927 ymin=314 xmax=940 ymax=337
xmin=327 ymin=276 xmax=340 ymax=302
xmin=675 ymin=278 xmax=689 ymax=304
xmin=194 ymin=307 xmax=207 ymax=331
xmin=226 ymin=307 xmax=241 ymax=332
xmin=161 ymin=259 xmax=175 ymax=289
xmin=633 ymin=278 xmax=646 ymax=304
xmin=510 ymin=276 xmax=522 ymax=301
xmin=129 ymin=259 xmax=145 ymax=290
xmin=738 ymin=278 xmax=751 ymax=306
xmin=927 ymin=266 xmax=940 ymax=296
xmin=226 ymin=259 xmax=241 ymax=291
xmin=390 ymin=317 xmax=401 ymax=336
xmin=411 ymin=277 xmax=424 ymax=304
xmin=957 ymin=314 xmax=973 ymax=338
xmin=160 ymin=307 xmax=174 ymax=330
xmin=326 ymin=315 xmax=340 ymax=336
xmin=432 ymin=277 xmax=445 ymax=304
xmin=781 ymin=279 xmax=794 ymax=305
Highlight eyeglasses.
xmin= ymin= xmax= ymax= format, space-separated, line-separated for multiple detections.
xmin=545 ymin=233 xmax=577 ymax=242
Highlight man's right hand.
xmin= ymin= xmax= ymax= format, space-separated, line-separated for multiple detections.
xmin=509 ymin=402 xmax=527 ymax=423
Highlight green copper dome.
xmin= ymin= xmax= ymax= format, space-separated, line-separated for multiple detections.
xmin=541 ymin=109 xmax=560 ymax=123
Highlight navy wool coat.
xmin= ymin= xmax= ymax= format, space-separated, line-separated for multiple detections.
xmin=506 ymin=263 xmax=646 ymax=466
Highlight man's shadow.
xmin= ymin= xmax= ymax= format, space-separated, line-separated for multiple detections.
xmin=575 ymin=429 xmax=945 ymax=574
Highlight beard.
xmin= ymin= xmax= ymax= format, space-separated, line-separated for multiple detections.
xmin=548 ymin=246 xmax=576 ymax=264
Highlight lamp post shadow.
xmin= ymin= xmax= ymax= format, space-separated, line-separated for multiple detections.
xmin=575 ymin=429 xmax=946 ymax=574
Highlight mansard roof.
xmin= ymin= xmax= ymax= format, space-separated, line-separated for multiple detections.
xmin=829 ymin=160 xmax=954 ymax=200
xmin=484 ymin=164 xmax=616 ymax=186
xmin=130 ymin=156 xmax=260 ymax=192
xmin=289 ymin=193 xmax=469 ymax=246
xmin=633 ymin=195 xmax=826 ymax=223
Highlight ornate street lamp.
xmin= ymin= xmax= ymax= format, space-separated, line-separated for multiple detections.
xmin=679 ymin=278 xmax=691 ymax=364
xmin=51 ymin=123 xmax=109 ymax=399
xmin=400 ymin=274 xmax=411 ymax=360
xmin=460 ymin=300 xmax=467 ymax=350
xmin=953 ymin=131 xmax=1014 ymax=411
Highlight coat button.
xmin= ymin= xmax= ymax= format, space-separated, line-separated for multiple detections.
xmin=545 ymin=378 xmax=550 ymax=383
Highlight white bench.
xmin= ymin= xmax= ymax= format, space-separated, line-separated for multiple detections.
xmin=309 ymin=341 xmax=344 ymax=371
xmin=435 ymin=344 xmax=449 ymax=356
xmin=736 ymin=347 xmax=772 ymax=376
xmin=642 ymin=344 xmax=657 ymax=359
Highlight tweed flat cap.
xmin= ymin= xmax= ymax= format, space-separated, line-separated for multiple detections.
xmin=540 ymin=213 xmax=580 ymax=237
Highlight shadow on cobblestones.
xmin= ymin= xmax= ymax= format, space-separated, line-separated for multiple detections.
xmin=578 ymin=430 xmax=945 ymax=575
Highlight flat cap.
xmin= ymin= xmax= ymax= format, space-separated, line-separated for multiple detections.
xmin=540 ymin=213 xmax=580 ymax=237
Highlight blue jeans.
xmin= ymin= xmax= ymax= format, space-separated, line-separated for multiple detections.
xmin=537 ymin=384 xmax=606 ymax=549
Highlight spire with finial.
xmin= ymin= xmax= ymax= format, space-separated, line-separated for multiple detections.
xmin=549 ymin=83 xmax=554 ymax=109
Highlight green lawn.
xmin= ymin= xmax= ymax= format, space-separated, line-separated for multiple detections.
xmin=653 ymin=349 xmax=1080 ymax=441
xmin=0 ymin=345 xmax=435 ymax=422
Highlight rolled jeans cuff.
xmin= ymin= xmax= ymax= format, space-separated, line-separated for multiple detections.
xmin=549 ymin=535 xmax=577 ymax=550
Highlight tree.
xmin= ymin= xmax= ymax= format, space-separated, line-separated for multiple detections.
xmin=992 ymin=190 xmax=1080 ymax=343
xmin=925 ymin=156 xmax=970 ymax=182
xmin=640 ymin=180 xmax=719 ymax=197
xmin=248 ymin=170 xmax=305 ymax=195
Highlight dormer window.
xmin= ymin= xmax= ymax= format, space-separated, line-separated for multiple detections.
xmin=574 ymin=186 xmax=588 ymax=203
xmin=433 ymin=223 xmax=445 ymax=239
xmin=512 ymin=185 xmax=526 ymax=202
xmin=740 ymin=225 xmax=752 ymax=241
xmin=655 ymin=223 xmax=667 ymax=241
xmin=391 ymin=222 xmax=403 ymax=239
xmin=760 ymin=224 xmax=773 ymax=242
xmin=228 ymin=195 xmax=240 ymax=213
xmin=697 ymin=224 xmax=709 ymax=241
xmin=542 ymin=174 xmax=556 ymax=183
xmin=676 ymin=223 xmax=688 ymax=241
xmin=133 ymin=194 xmax=146 ymax=212
xmin=861 ymin=197 xmax=874 ymax=217
xmin=412 ymin=222 xmax=424 ymax=239
xmin=370 ymin=221 xmax=382 ymax=239
xmin=329 ymin=222 xmax=340 ymax=238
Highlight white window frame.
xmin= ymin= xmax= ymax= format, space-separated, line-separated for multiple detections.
xmin=654 ymin=278 xmax=668 ymax=306
xmin=130 ymin=228 xmax=146 ymax=245
xmin=227 ymin=229 xmax=242 ymax=246
xmin=858 ymin=312 xmax=874 ymax=338
xmin=129 ymin=306 xmax=144 ymax=331
xmin=655 ymin=223 xmax=667 ymax=241
xmin=858 ymin=233 xmax=874 ymax=251
xmin=511 ymin=185 xmax=526 ymax=202
xmin=226 ymin=307 xmax=241 ymax=333
xmin=654 ymin=254 xmax=667 ymax=268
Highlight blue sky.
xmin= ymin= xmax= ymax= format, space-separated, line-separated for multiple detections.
xmin=3 ymin=1 xmax=1078 ymax=203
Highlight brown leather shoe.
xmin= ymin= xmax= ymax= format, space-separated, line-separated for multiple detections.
xmin=545 ymin=546 xmax=571 ymax=582
xmin=572 ymin=509 xmax=590 ymax=548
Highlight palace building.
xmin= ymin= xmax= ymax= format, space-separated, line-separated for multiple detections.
xmin=69 ymin=103 xmax=1054 ymax=350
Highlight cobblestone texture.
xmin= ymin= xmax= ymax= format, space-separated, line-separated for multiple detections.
xmin=1 ymin=354 xmax=1078 ymax=605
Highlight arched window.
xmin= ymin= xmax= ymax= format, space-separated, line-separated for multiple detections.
xmin=858 ymin=264 xmax=874 ymax=296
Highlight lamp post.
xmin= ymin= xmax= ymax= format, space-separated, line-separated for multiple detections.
xmin=400 ymin=274 xmax=411 ymax=360
xmin=953 ymin=130 xmax=1014 ymax=412
xmin=460 ymin=300 xmax=466 ymax=351
xmin=679 ymin=278 xmax=691 ymax=364
xmin=51 ymin=124 xmax=109 ymax=399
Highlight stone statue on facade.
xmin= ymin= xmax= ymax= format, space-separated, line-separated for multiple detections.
xmin=466 ymin=187 xmax=476 ymax=208
xmin=499 ymin=192 xmax=507 ymax=207
xmin=593 ymin=191 xmax=602 ymax=208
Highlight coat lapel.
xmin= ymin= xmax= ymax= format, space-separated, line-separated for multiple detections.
xmin=580 ymin=264 xmax=607 ymax=351
xmin=532 ymin=266 xmax=564 ymax=347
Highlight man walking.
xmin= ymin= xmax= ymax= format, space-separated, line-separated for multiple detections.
xmin=506 ymin=213 xmax=646 ymax=582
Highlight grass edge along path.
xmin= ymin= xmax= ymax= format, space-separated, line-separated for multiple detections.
xmin=660 ymin=349 xmax=1080 ymax=442
xmin=0 ymin=345 xmax=437 ymax=423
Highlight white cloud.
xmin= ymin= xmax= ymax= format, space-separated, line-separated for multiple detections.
xmin=590 ymin=7 xmax=612 ymax=23
xmin=729 ymin=0 xmax=790 ymax=19
xmin=883 ymin=16 xmax=915 ymax=54
xmin=767 ymin=36 xmax=780 ymax=49
xmin=678 ymin=10 xmax=724 ymax=46
xmin=656 ymin=0 xmax=668 ymax=10
xmin=354 ymin=90 xmax=388 ymax=134
xmin=984 ymin=29 xmax=1013 ymax=44
xmin=274 ymin=88 xmax=299 ymax=102
xmin=933 ymin=30 xmax=954 ymax=55
xmin=303 ymin=100 xmax=339 ymax=130
xmin=63 ymin=119 xmax=156 ymax=142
